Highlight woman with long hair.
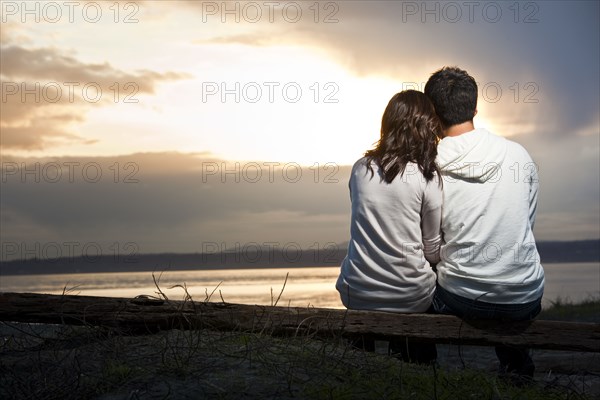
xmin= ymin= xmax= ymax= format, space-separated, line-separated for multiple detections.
xmin=335 ymin=90 xmax=442 ymax=363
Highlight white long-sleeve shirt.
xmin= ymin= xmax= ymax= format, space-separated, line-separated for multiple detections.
xmin=436 ymin=128 xmax=545 ymax=304
xmin=336 ymin=157 xmax=442 ymax=312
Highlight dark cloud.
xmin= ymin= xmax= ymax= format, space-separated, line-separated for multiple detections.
xmin=185 ymin=0 xmax=599 ymax=242
xmin=511 ymin=131 xmax=599 ymax=240
xmin=2 ymin=148 xmax=598 ymax=261
xmin=193 ymin=1 xmax=599 ymax=135
xmin=0 ymin=153 xmax=353 ymax=256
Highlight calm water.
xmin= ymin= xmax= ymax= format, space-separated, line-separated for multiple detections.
xmin=1 ymin=263 xmax=598 ymax=309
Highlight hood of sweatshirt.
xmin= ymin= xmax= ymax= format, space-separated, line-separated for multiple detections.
xmin=436 ymin=128 xmax=508 ymax=183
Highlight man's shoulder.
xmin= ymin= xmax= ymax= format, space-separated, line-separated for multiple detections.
xmin=474 ymin=128 xmax=535 ymax=162
xmin=502 ymin=136 xmax=535 ymax=162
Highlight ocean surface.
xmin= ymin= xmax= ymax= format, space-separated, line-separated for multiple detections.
xmin=1 ymin=263 xmax=598 ymax=309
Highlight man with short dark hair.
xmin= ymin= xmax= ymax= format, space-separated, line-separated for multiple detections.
xmin=424 ymin=67 xmax=545 ymax=381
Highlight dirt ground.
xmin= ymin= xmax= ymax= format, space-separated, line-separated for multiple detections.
xmin=1 ymin=321 xmax=598 ymax=399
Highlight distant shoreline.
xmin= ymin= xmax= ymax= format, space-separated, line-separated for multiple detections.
xmin=1 ymin=240 xmax=598 ymax=276
xmin=1 ymin=261 xmax=599 ymax=278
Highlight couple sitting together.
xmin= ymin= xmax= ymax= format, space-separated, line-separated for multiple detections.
xmin=335 ymin=67 xmax=545 ymax=379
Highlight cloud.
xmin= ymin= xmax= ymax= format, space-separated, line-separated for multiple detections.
xmin=0 ymin=21 xmax=15 ymax=45
xmin=0 ymin=1 xmax=597 ymax=260
xmin=511 ymin=124 xmax=600 ymax=240
xmin=1 ymin=149 xmax=598 ymax=261
xmin=0 ymin=45 xmax=190 ymax=150
xmin=0 ymin=153 xmax=353 ymax=257
xmin=0 ymin=115 xmax=94 ymax=150
xmin=192 ymin=1 xmax=599 ymax=136
xmin=194 ymin=33 xmax=276 ymax=47
xmin=186 ymin=1 xmax=599 ymax=238
xmin=1 ymin=46 xmax=187 ymax=91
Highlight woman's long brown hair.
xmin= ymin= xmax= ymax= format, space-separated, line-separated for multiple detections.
xmin=365 ymin=90 xmax=442 ymax=184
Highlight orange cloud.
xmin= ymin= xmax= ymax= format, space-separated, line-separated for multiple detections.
xmin=1 ymin=45 xmax=190 ymax=150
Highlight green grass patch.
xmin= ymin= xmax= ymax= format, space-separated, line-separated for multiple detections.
xmin=540 ymin=296 xmax=600 ymax=322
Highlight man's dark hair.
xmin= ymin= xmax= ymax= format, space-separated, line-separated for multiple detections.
xmin=424 ymin=67 xmax=477 ymax=128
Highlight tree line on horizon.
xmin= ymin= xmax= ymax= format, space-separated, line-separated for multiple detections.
xmin=1 ymin=240 xmax=598 ymax=275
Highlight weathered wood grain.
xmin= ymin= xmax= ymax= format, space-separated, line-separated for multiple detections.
xmin=1 ymin=292 xmax=598 ymax=352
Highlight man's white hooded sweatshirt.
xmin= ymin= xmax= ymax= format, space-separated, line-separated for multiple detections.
xmin=436 ymin=128 xmax=544 ymax=304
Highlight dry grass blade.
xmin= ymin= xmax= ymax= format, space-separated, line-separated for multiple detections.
xmin=152 ymin=270 xmax=169 ymax=301
xmin=204 ymin=281 xmax=223 ymax=303
xmin=272 ymin=272 xmax=289 ymax=307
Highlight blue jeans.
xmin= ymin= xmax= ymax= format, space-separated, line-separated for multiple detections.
xmin=432 ymin=285 xmax=542 ymax=377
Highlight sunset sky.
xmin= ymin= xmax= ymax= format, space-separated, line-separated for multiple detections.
xmin=1 ymin=1 xmax=599 ymax=261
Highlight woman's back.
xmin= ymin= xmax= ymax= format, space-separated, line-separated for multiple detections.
xmin=336 ymin=157 xmax=441 ymax=313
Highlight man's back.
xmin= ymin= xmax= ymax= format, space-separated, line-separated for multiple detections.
xmin=436 ymin=128 xmax=545 ymax=304
xmin=425 ymin=66 xmax=543 ymax=378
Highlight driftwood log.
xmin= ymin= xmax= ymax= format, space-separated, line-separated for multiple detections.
xmin=0 ymin=292 xmax=598 ymax=352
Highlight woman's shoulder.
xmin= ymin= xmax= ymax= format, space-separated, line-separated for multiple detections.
xmin=353 ymin=156 xmax=369 ymax=166
xmin=351 ymin=157 xmax=374 ymax=173
xmin=402 ymin=162 xmax=442 ymax=190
